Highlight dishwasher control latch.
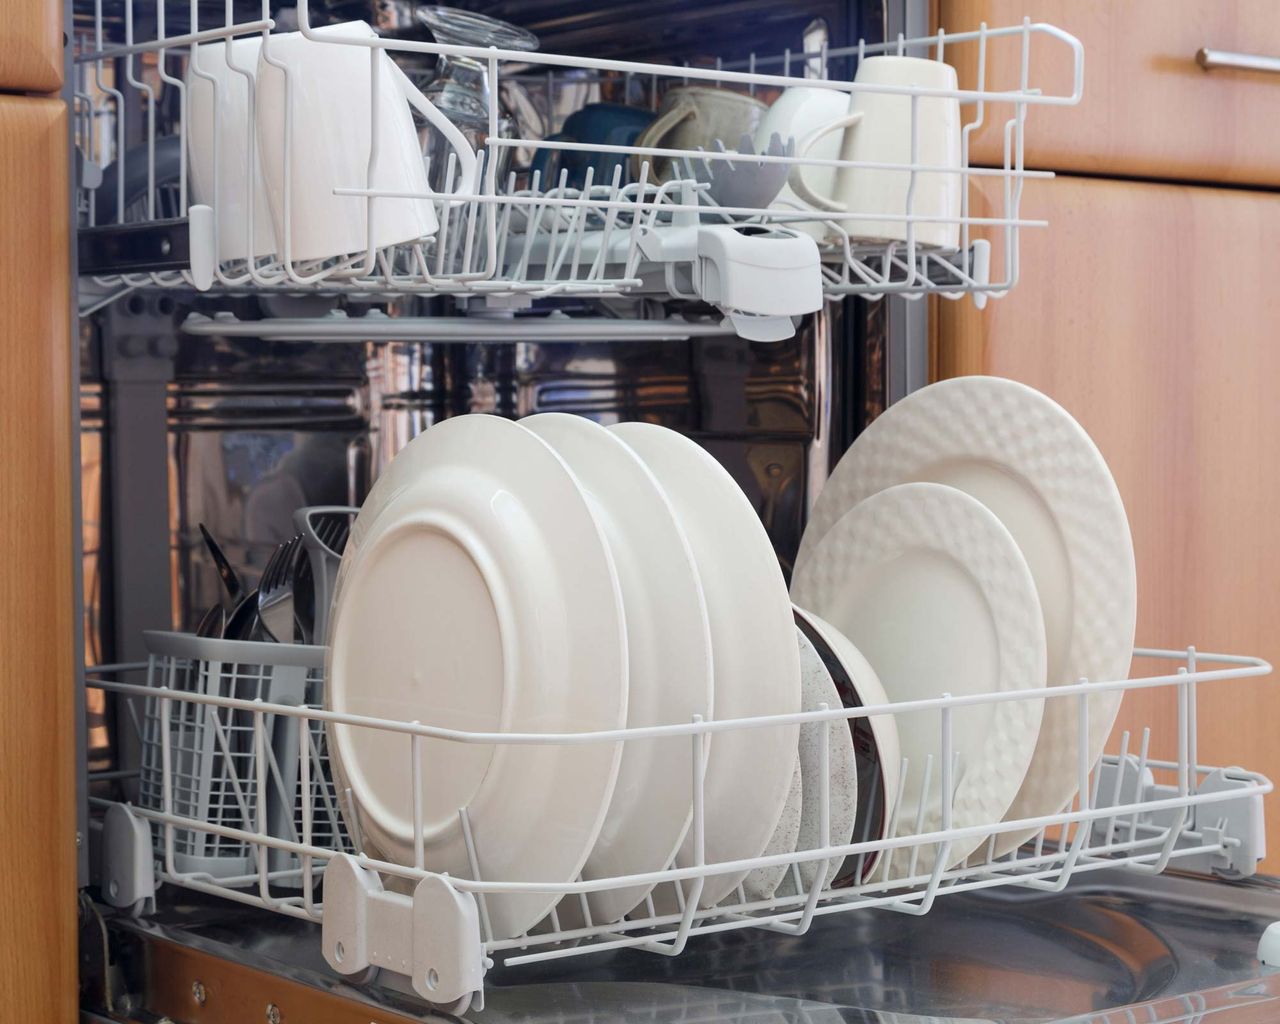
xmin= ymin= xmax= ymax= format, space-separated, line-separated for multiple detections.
xmin=321 ymin=853 xmax=486 ymax=1011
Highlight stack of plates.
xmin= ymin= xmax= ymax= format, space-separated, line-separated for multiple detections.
xmin=325 ymin=414 xmax=803 ymax=939
xmin=325 ymin=374 xmax=1138 ymax=938
xmin=791 ymin=375 xmax=1137 ymax=873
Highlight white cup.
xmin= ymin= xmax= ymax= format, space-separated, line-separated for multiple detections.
xmin=790 ymin=56 xmax=962 ymax=250
xmin=255 ymin=21 xmax=477 ymax=263
xmin=631 ymin=86 xmax=766 ymax=182
xmin=753 ymin=85 xmax=849 ymax=242
xmin=186 ymin=36 xmax=278 ymax=262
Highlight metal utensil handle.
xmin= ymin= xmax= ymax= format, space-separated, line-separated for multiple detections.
xmin=1196 ymin=48 xmax=1280 ymax=75
xmin=294 ymin=506 xmax=359 ymax=645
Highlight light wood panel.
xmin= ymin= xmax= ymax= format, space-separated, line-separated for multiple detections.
xmin=0 ymin=96 xmax=77 ymax=1019
xmin=935 ymin=173 xmax=1280 ymax=868
xmin=0 ymin=0 xmax=62 ymax=93
xmin=938 ymin=0 xmax=1280 ymax=188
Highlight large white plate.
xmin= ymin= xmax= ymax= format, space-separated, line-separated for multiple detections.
xmin=610 ymin=422 xmax=801 ymax=908
xmin=522 ymin=414 xmax=714 ymax=924
xmin=791 ymin=482 xmax=1047 ymax=873
xmin=325 ymin=414 xmax=628 ymax=939
xmin=792 ymin=606 xmax=899 ymax=884
xmin=795 ymin=376 xmax=1136 ymax=857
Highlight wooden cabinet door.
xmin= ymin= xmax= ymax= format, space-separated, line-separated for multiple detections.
xmin=938 ymin=0 xmax=1280 ymax=188
xmin=0 ymin=96 xmax=76 ymax=1020
xmin=935 ymin=174 xmax=1280 ymax=868
xmin=0 ymin=1 xmax=63 ymax=93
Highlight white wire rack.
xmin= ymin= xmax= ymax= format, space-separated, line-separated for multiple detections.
xmin=74 ymin=2 xmax=1082 ymax=310
xmin=88 ymin=639 xmax=1271 ymax=1014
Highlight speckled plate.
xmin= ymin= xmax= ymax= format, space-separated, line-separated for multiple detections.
xmin=794 ymin=377 xmax=1136 ymax=857
xmin=791 ymin=481 xmax=1047 ymax=874
xmin=767 ymin=624 xmax=859 ymax=899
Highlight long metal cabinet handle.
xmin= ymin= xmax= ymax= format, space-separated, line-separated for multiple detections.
xmin=1196 ymin=48 xmax=1280 ymax=75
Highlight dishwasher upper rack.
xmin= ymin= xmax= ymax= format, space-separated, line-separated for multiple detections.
xmin=73 ymin=3 xmax=1082 ymax=307
xmin=87 ymin=637 xmax=1272 ymax=1016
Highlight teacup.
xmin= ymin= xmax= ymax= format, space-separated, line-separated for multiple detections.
xmin=790 ymin=56 xmax=962 ymax=249
xmin=631 ymin=85 xmax=767 ymax=182
xmin=531 ymin=103 xmax=656 ymax=190
xmin=753 ymin=84 xmax=849 ymax=241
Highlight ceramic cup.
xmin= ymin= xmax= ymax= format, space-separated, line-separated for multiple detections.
xmin=186 ymin=35 xmax=278 ymax=262
xmin=790 ymin=56 xmax=962 ymax=249
xmin=753 ymin=85 xmax=849 ymax=242
xmin=255 ymin=21 xmax=477 ymax=263
xmin=531 ymin=103 xmax=655 ymax=190
xmin=630 ymin=85 xmax=767 ymax=182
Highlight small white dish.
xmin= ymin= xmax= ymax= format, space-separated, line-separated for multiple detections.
xmin=795 ymin=376 xmax=1136 ymax=858
xmin=522 ymin=413 xmax=714 ymax=924
xmin=760 ymin=623 xmax=860 ymax=900
xmin=792 ymin=606 xmax=899 ymax=884
xmin=791 ymin=482 xmax=1047 ymax=874
xmin=610 ymin=422 xmax=800 ymax=908
xmin=326 ymin=414 xmax=628 ymax=940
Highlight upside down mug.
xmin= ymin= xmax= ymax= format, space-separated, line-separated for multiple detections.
xmin=753 ymin=84 xmax=849 ymax=242
xmin=630 ymin=85 xmax=767 ymax=183
xmin=255 ymin=21 xmax=477 ymax=263
xmin=789 ymin=56 xmax=962 ymax=250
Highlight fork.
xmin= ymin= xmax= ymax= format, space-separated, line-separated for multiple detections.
xmin=258 ymin=534 xmax=303 ymax=643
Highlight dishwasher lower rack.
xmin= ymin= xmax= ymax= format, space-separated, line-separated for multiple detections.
xmin=74 ymin=2 xmax=1082 ymax=311
xmin=87 ymin=638 xmax=1272 ymax=1016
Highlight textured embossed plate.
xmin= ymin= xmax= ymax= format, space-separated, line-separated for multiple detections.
xmin=794 ymin=376 xmax=1136 ymax=857
xmin=791 ymin=482 xmax=1046 ymax=873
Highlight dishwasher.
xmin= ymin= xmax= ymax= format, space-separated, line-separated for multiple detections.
xmin=67 ymin=2 xmax=1280 ymax=1023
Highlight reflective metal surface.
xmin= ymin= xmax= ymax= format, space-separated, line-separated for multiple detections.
xmin=99 ymin=870 xmax=1280 ymax=1024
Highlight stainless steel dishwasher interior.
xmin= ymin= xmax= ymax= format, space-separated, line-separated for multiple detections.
xmin=103 ymin=868 xmax=1280 ymax=1023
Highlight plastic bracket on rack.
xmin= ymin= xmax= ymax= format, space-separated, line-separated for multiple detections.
xmin=96 ymin=803 xmax=157 ymax=916
xmin=321 ymin=853 xmax=485 ymax=1008
xmin=1092 ymin=757 xmax=1266 ymax=878
xmin=636 ymin=180 xmax=700 ymax=264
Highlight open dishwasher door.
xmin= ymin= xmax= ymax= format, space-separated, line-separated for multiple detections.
xmin=94 ymin=868 xmax=1280 ymax=1023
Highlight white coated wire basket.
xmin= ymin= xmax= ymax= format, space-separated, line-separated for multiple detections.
xmin=124 ymin=633 xmax=351 ymax=888
xmin=89 ymin=641 xmax=1272 ymax=1015
xmin=74 ymin=2 xmax=1082 ymax=310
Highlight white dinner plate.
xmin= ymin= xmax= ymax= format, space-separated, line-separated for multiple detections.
xmin=768 ymin=624 xmax=859 ymax=898
xmin=610 ymin=422 xmax=801 ymax=908
xmin=795 ymin=376 xmax=1136 ymax=857
xmin=523 ymin=414 xmax=714 ymax=924
xmin=791 ymin=482 xmax=1047 ymax=873
xmin=325 ymin=414 xmax=628 ymax=939
xmin=792 ymin=606 xmax=897 ymax=885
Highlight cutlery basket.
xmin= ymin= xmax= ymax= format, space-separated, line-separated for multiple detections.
xmin=133 ymin=631 xmax=350 ymax=885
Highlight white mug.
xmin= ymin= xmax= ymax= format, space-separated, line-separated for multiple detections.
xmin=790 ymin=56 xmax=962 ymax=250
xmin=631 ymin=86 xmax=766 ymax=182
xmin=255 ymin=21 xmax=477 ymax=263
xmin=753 ymin=85 xmax=849 ymax=241
xmin=186 ymin=36 xmax=278 ymax=262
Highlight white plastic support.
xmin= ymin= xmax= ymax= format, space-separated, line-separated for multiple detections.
xmin=1258 ymin=922 xmax=1280 ymax=967
xmin=99 ymin=803 xmax=156 ymax=915
xmin=321 ymin=853 xmax=485 ymax=1009
xmin=1093 ymin=757 xmax=1267 ymax=878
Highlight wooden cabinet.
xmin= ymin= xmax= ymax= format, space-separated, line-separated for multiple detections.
xmin=0 ymin=96 xmax=76 ymax=1021
xmin=940 ymin=0 xmax=1280 ymax=187
xmin=0 ymin=2 xmax=63 ymax=93
xmin=935 ymin=173 xmax=1280 ymax=867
